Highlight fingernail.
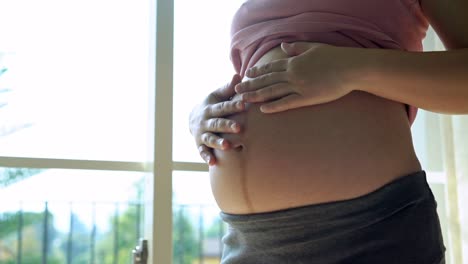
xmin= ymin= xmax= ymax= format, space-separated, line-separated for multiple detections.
xmin=201 ymin=152 xmax=208 ymax=161
xmin=217 ymin=139 xmax=225 ymax=146
xmin=236 ymin=101 xmax=244 ymax=109
xmin=203 ymin=153 xmax=212 ymax=164
xmin=231 ymin=123 xmax=239 ymax=131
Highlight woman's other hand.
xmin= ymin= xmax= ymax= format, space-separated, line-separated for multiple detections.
xmin=235 ymin=42 xmax=355 ymax=113
xmin=189 ymin=74 xmax=246 ymax=165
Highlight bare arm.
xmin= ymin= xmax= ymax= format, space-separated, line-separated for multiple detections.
xmin=350 ymin=0 xmax=468 ymax=114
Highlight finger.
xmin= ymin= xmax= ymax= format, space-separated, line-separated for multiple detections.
xmin=240 ymin=83 xmax=293 ymax=103
xmin=211 ymin=74 xmax=243 ymax=101
xmin=281 ymin=42 xmax=319 ymax=56
xmin=245 ymin=59 xmax=288 ymax=78
xmin=201 ymin=132 xmax=231 ymax=150
xmin=204 ymin=100 xmax=245 ymax=118
xmin=203 ymin=117 xmax=241 ymax=133
xmin=235 ymin=71 xmax=288 ymax=93
xmin=198 ymin=144 xmax=216 ymax=165
xmin=259 ymin=93 xmax=303 ymax=113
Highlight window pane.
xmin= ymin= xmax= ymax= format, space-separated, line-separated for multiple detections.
xmin=173 ymin=0 xmax=246 ymax=162
xmin=0 ymin=0 xmax=154 ymax=162
xmin=0 ymin=167 xmax=147 ymax=264
xmin=173 ymin=171 xmax=226 ymax=264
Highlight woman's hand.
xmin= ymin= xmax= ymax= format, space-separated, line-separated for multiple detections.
xmin=235 ymin=42 xmax=355 ymax=113
xmin=189 ymin=74 xmax=246 ymax=166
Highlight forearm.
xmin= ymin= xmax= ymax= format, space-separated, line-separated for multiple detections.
xmin=350 ymin=47 xmax=468 ymax=114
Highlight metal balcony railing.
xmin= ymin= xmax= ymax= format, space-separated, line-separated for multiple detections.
xmin=0 ymin=202 xmax=225 ymax=264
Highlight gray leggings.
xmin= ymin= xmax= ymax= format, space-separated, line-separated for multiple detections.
xmin=220 ymin=170 xmax=446 ymax=264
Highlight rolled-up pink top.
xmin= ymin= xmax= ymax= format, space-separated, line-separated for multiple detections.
xmin=230 ymin=0 xmax=429 ymax=126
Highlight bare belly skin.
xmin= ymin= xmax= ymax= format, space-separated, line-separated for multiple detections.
xmin=210 ymin=43 xmax=422 ymax=214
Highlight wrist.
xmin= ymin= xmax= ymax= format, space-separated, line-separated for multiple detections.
xmin=343 ymin=47 xmax=381 ymax=94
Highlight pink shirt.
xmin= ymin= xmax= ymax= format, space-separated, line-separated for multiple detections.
xmin=230 ymin=0 xmax=429 ymax=126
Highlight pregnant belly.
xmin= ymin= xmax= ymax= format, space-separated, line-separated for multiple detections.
xmin=210 ymin=43 xmax=421 ymax=214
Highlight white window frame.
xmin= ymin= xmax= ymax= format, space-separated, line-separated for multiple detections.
xmin=0 ymin=0 xmax=208 ymax=262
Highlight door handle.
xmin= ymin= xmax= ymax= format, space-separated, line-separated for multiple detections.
xmin=132 ymin=238 xmax=148 ymax=264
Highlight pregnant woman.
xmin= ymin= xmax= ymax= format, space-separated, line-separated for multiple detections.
xmin=189 ymin=0 xmax=468 ymax=263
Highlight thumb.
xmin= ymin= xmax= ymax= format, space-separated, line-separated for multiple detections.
xmin=212 ymin=74 xmax=242 ymax=101
xmin=281 ymin=42 xmax=313 ymax=56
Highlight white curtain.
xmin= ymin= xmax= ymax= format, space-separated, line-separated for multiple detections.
xmin=440 ymin=115 xmax=467 ymax=264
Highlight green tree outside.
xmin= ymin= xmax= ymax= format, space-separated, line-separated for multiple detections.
xmin=173 ymin=207 xmax=198 ymax=264
xmin=0 ymin=211 xmax=63 ymax=264
xmin=0 ymin=171 xmax=203 ymax=263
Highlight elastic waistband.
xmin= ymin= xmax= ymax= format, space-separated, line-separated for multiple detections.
xmin=220 ymin=170 xmax=433 ymax=231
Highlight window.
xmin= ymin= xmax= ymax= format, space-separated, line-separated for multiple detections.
xmin=0 ymin=0 xmax=155 ymax=263
xmin=0 ymin=0 xmax=153 ymax=161
xmin=0 ymin=168 xmax=146 ymax=263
